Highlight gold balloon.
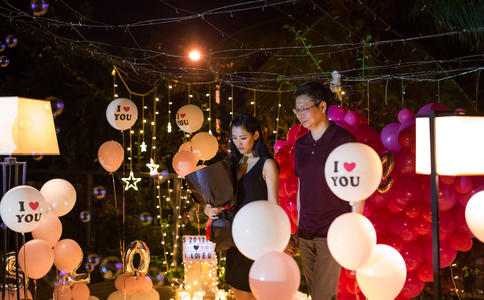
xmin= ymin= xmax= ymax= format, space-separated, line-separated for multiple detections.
xmin=378 ymin=152 xmax=395 ymax=194
xmin=124 ymin=240 xmax=150 ymax=275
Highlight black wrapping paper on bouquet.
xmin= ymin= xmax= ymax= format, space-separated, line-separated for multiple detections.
xmin=185 ymin=159 xmax=236 ymax=250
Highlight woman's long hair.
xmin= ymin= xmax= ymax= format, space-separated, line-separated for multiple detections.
xmin=229 ymin=114 xmax=273 ymax=163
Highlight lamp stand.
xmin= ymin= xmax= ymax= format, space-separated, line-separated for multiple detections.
xmin=1 ymin=156 xmax=27 ymax=300
xmin=428 ymin=111 xmax=441 ymax=299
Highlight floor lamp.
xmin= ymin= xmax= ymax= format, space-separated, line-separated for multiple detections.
xmin=416 ymin=111 xmax=484 ymax=299
xmin=0 ymin=96 xmax=59 ymax=298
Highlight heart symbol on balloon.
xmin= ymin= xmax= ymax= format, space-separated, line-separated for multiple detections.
xmin=180 ymin=113 xmax=186 ymax=118
xmin=123 ymin=106 xmax=130 ymax=112
xmin=344 ymin=162 xmax=356 ymax=172
xmin=29 ymin=202 xmax=39 ymax=210
xmin=193 ymin=245 xmax=199 ymax=250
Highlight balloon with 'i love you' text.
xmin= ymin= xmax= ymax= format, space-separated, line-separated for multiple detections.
xmin=324 ymin=142 xmax=382 ymax=203
xmin=106 ymin=98 xmax=138 ymax=131
xmin=176 ymin=104 xmax=204 ymax=133
xmin=0 ymin=185 xmax=48 ymax=233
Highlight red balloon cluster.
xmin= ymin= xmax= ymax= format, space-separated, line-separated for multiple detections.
xmin=337 ymin=268 xmax=365 ymax=299
xmin=327 ymin=103 xmax=484 ymax=299
xmin=274 ymin=123 xmax=308 ymax=234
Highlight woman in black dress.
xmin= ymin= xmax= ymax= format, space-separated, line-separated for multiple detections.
xmin=205 ymin=114 xmax=279 ymax=300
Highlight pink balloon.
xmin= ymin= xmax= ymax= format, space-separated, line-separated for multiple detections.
xmin=178 ymin=141 xmax=192 ymax=153
xmin=172 ymin=150 xmax=198 ymax=177
xmin=54 ymin=284 xmax=71 ymax=300
xmin=343 ymin=111 xmax=359 ymax=127
xmin=32 ymin=212 xmax=62 ymax=247
xmin=454 ymin=176 xmax=473 ymax=194
xmin=71 ymin=283 xmax=90 ymax=300
xmin=417 ymin=103 xmax=449 ymax=115
xmin=19 ymin=239 xmax=54 ymax=279
xmin=398 ymin=108 xmax=415 ymax=124
xmin=249 ymin=251 xmax=300 ymax=300
xmin=334 ymin=121 xmax=353 ymax=132
xmin=327 ymin=105 xmax=346 ymax=121
xmin=53 ymin=239 xmax=83 ymax=272
xmin=380 ymin=122 xmax=402 ymax=151
xmin=97 ymin=140 xmax=124 ymax=174
xmin=274 ymin=140 xmax=287 ymax=153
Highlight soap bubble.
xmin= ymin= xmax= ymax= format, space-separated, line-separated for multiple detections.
xmin=30 ymin=0 xmax=49 ymax=16
xmin=140 ymin=212 xmax=153 ymax=226
xmin=99 ymin=256 xmax=122 ymax=279
xmin=46 ymin=96 xmax=64 ymax=117
xmin=5 ymin=35 xmax=18 ymax=48
xmin=79 ymin=211 xmax=91 ymax=223
xmin=92 ymin=186 xmax=107 ymax=199
xmin=0 ymin=56 xmax=10 ymax=67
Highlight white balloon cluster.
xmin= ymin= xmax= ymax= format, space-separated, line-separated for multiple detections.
xmin=232 ymin=201 xmax=306 ymax=300
xmin=325 ymin=142 xmax=407 ymax=299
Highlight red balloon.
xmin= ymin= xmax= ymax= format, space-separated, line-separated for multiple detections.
xmin=405 ymin=202 xmax=421 ymax=219
xmin=343 ymin=111 xmax=359 ymax=127
xmin=346 ymin=279 xmax=361 ymax=295
xmin=437 ymin=211 xmax=456 ymax=240
xmin=449 ymin=231 xmax=473 ymax=252
xmin=387 ymin=201 xmax=403 ymax=213
xmin=274 ymin=144 xmax=294 ymax=179
xmin=394 ymin=148 xmax=416 ymax=177
xmin=334 ymin=121 xmax=353 ymax=132
xmin=290 ymin=220 xmax=297 ymax=234
xmin=286 ymin=123 xmax=308 ymax=145
xmin=398 ymin=122 xmax=416 ymax=150
xmin=380 ymin=234 xmax=404 ymax=252
xmin=417 ymin=263 xmax=433 ymax=282
xmin=391 ymin=177 xmax=422 ymax=209
xmin=368 ymin=190 xmax=391 ymax=209
xmin=454 ymin=176 xmax=473 ymax=194
xmin=399 ymin=272 xmax=425 ymax=298
xmin=440 ymin=176 xmax=456 ymax=185
xmin=273 ymin=140 xmax=287 ymax=153
xmin=352 ymin=124 xmax=382 ymax=151
xmin=279 ymin=182 xmax=288 ymax=199
xmin=413 ymin=216 xmax=431 ymax=236
xmin=283 ymin=176 xmax=298 ymax=199
xmin=344 ymin=268 xmax=356 ymax=279
xmin=400 ymin=241 xmax=424 ymax=272
xmin=389 ymin=211 xmax=418 ymax=242
xmin=420 ymin=202 xmax=432 ymax=223
xmin=368 ymin=209 xmax=390 ymax=235
xmin=440 ymin=184 xmax=457 ymax=212
xmin=453 ymin=205 xmax=475 ymax=239
xmin=327 ymin=105 xmax=346 ymax=122
xmin=423 ymin=238 xmax=457 ymax=268
xmin=457 ymin=184 xmax=484 ymax=207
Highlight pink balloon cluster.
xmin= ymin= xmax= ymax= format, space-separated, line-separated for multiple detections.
xmin=108 ymin=273 xmax=158 ymax=300
xmin=274 ymin=123 xmax=308 ymax=234
xmin=54 ymin=282 xmax=91 ymax=300
xmin=335 ymin=103 xmax=484 ymax=299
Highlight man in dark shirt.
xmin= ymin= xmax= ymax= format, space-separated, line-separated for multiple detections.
xmin=292 ymin=82 xmax=358 ymax=300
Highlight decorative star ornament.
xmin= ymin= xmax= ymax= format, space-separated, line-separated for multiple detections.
xmin=146 ymin=158 xmax=160 ymax=177
xmin=140 ymin=141 xmax=147 ymax=152
xmin=122 ymin=170 xmax=142 ymax=191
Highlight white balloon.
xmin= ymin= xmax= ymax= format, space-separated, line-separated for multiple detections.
xmin=292 ymin=291 xmax=309 ymax=300
xmin=465 ymin=191 xmax=484 ymax=242
xmin=0 ymin=185 xmax=47 ymax=233
xmin=327 ymin=212 xmax=376 ymax=270
xmin=191 ymin=132 xmax=219 ymax=161
xmin=107 ymin=290 xmax=130 ymax=300
xmin=176 ymin=104 xmax=204 ymax=133
xmin=232 ymin=201 xmax=291 ymax=260
xmin=356 ymin=244 xmax=407 ymax=300
xmin=106 ymin=98 xmax=138 ymax=131
xmin=130 ymin=288 xmax=159 ymax=300
xmin=324 ymin=142 xmax=382 ymax=202
xmin=40 ymin=179 xmax=76 ymax=217
xmin=249 ymin=251 xmax=300 ymax=300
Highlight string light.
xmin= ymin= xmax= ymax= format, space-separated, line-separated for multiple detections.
xmin=140 ymin=95 xmax=147 ymax=152
xmin=275 ymin=90 xmax=281 ymax=139
xmin=168 ymin=83 xmax=173 ymax=133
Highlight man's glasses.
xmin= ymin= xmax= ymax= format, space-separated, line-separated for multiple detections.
xmin=293 ymin=101 xmax=322 ymax=115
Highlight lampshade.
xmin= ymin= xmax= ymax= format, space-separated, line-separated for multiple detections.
xmin=0 ymin=97 xmax=60 ymax=155
xmin=416 ymin=115 xmax=484 ymax=175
